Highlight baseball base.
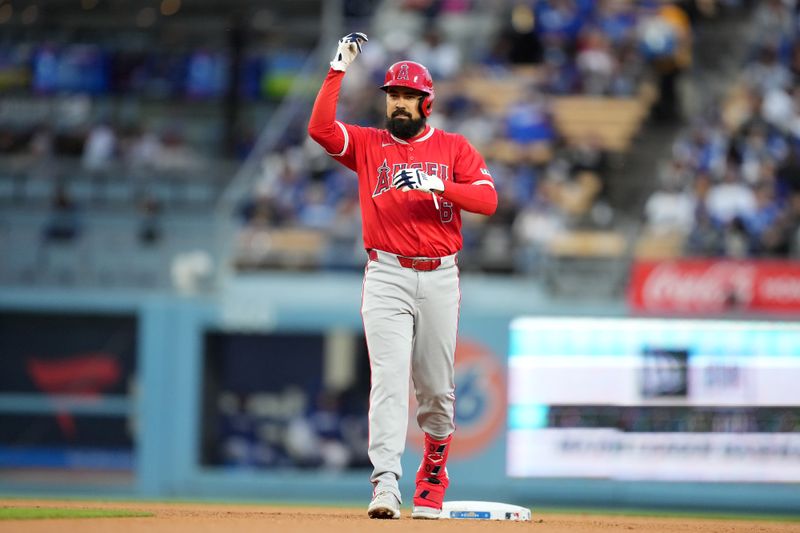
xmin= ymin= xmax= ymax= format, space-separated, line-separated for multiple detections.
xmin=438 ymin=501 xmax=532 ymax=521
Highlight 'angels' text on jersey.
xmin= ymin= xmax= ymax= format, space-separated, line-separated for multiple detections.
xmin=373 ymin=160 xmax=451 ymax=198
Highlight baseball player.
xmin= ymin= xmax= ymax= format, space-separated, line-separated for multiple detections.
xmin=308 ymin=32 xmax=497 ymax=519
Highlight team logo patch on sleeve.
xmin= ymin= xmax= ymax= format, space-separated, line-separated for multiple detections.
xmin=480 ymin=168 xmax=491 ymax=177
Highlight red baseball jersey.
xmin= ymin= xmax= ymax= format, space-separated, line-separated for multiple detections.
xmin=309 ymin=69 xmax=497 ymax=258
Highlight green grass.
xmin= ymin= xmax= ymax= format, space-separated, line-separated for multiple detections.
xmin=0 ymin=507 xmax=153 ymax=520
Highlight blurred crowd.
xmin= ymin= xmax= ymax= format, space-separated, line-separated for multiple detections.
xmin=235 ymin=0 xmax=702 ymax=272
xmin=7 ymin=0 xmax=792 ymax=283
xmin=642 ymin=0 xmax=800 ymax=259
xmin=4 ymin=118 xmax=220 ymax=248
xmin=218 ymin=386 xmax=371 ymax=471
xmin=2 ymin=119 xmax=212 ymax=175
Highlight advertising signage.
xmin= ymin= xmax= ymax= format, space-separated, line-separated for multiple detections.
xmin=628 ymin=259 xmax=800 ymax=315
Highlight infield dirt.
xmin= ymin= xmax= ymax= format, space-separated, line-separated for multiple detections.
xmin=2 ymin=499 xmax=799 ymax=533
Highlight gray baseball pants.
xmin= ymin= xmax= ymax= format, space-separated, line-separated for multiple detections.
xmin=360 ymin=249 xmax=460 ymax=502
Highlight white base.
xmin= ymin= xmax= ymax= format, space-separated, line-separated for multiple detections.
xmin=438 ymin=501 xmax=532 ymax=521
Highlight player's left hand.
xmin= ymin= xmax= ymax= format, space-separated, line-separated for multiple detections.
xmin=392 ymin=168 xmax=444 ymax=194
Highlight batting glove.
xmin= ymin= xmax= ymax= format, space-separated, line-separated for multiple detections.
xmin=330 ymin=32 xmax=368 ymax=72
xmin=392 ymin=168 xmax=445 ymax=194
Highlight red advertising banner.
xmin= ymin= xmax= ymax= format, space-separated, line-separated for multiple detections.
xmin=628 ymin=260 xmax=800 ymax=314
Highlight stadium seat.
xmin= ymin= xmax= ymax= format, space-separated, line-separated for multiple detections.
xmin=551 ymin=96 xmax=648 ymax=152
xmin=542 ymin=230 xmax=629 ymax=295
xmin=633 ymin=230 xmax=687 ymax=260
xmin=235 ymin=228 xmax=325 ymax=270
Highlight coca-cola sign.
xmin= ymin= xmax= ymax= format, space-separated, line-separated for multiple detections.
xmin=629 ymin=260 xmax=800 ymax=314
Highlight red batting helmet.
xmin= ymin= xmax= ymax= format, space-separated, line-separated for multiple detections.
xmin=380 ymin=61 xmax=435 ymax=117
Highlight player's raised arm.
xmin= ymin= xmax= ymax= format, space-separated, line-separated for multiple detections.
xmin=307 ymin=32 xmax=367 ymax=155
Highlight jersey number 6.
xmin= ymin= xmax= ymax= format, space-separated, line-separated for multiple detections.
xmin=440 ymin=200 xmax=453 ymax=223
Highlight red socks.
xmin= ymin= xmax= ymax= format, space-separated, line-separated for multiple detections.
xmin=413 ymin=433 xmax=452 ymax=510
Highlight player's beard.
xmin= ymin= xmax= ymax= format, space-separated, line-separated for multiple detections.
xmin=386 ymin=112 xmax=426 ymax=140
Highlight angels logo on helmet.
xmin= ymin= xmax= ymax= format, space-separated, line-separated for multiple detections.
xmin=380 ymin=61 xmax=436 ymax=117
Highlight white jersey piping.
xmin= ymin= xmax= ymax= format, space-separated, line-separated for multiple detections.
xmin=327 ymin=121 xmax=349 ymax=157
